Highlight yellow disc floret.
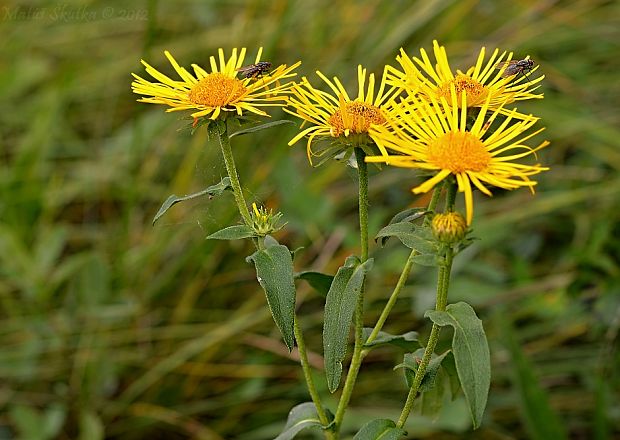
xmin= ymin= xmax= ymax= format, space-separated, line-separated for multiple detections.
xmin=327 ymin=102 xmax=386 ymax=137
xmin=188 ymin=73 xmax=247 ymax=107
xmin=438 ymin=75 xmax=488 ymax=106
xmin=427 ymin=131 xmax=491 ymax=173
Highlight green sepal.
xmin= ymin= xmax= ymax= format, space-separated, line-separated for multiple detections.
xmin=152 ymin=177 xmax=232 ymax=225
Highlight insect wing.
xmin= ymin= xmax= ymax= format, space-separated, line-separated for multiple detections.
xmin=495 ymin=60 xmax=519 ymax=77
xmin=236 ymin=65 xmax=256 ymax=77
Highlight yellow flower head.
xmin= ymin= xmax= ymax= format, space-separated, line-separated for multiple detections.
xmin=286 ymin=65 xmax=401 ymax=164
xmin=367 ymin=90 xmax=550 ymax=225
xmin=131 ymin=48 xmax=300 ymax=120
xmin=385 ymin=40 xmax=544 ymax=118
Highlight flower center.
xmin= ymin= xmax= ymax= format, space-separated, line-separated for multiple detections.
xmin=438 ymin=75 xmax=488 ymax=106
xmin=188 ymin=73 xmax=247 ymax=107
xmin=427 ymin=131 xmax=491 ymax=173
xmin=327 ymin=101 xmax=386 ymax=137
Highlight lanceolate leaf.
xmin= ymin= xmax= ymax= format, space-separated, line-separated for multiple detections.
xmin=323 ymin=256 xmax=374 ymax=392
xmin=152 ymin=177 xmax=232 ymax=225
xmin=362 ymin=328 xmax=420 ymax=351
xmin=274 ymin=402 xmax=324 ymax=440
xmin=375 ymin=222 xmax=436 ymax=254
xmin=426 ymin=302 xmax=490 ymax=429
xmin=247 ymin=238 xmax=296 ymax=351
xmin=377 ymin=208 xmax=429 ymax=246
xmin=352 ymin=419 xmax=406 ymax=440
xmin=229 ymin=119 xmax=294 ymax=138
xmin=207 ymin=225 xmax=256 ymax=240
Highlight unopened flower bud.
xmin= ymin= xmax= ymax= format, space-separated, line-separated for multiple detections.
xmin=431 ymin=212 xmax=467 ymax=244
xmin=251 ymin=203 xmax=284 ymax=236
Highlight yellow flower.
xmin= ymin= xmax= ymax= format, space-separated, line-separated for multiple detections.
xmin=366 ymin=91 xmax=550 ymax=225
xmin=286 ymin=65 xmax=401 ymax=163
xmin=385 ymin=40 xmax=544 ymax=117
xmin=131 ymin=48 xmax=300 ymax=120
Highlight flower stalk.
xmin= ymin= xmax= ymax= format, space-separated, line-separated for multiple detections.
xmin=294 ymin=319 xmax=334 ymax=439
xmin=332 ymin=148 xmax=370 ymax=437
xmin=216 ymin=121 xmax=253 ymax=227
xmin=396 ymin=182 xmax=457 ymax=428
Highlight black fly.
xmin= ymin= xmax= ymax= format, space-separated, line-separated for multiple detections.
xmin=236 ymin=61 xmax=272 ymax=79
xmin=495 ymin=58 xmax=535 ymax=82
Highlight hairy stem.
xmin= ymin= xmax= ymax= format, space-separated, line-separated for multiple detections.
xmin=364 ymin=184 xmax=444 ymax=346
xmin=217 ymin=121 xmax=253 ymax=227
xmin=332 ymin=148 xmax=369 ymax=437
xmin=396 ymin=246 xmax=453 ymax=427
xmin=396 ymin=181 xmax=456 ymax=428
xmin=294 ymin=318 xmax=334 ymax=438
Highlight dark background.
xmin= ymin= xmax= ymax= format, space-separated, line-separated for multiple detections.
xmin=1 ymin=0 xmax=618 ymax=438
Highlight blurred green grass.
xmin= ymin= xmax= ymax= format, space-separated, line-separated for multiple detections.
xmin=1 ymin=0 xmax=619 ymax=438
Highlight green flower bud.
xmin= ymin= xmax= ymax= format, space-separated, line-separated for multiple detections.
xmin=251 ymin=203 xmax=284 ymax=236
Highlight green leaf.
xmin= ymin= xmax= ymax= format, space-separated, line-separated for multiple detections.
xmin=499 ymin=314 xmax=568 ymax=440
xmin=426 ymin=302 xmax=490 ymax=429
xmin=323 ymin=256 xmax=374 ymax=392
xmin=441 ymin=351 xmax=462 ymax=400
xmin=247 ymin=240 xmax=296 ymax=351
xmin=207 ymin=225 xmax=256 ymax=240
xmin=375 ymin=222 xmax=436 ymax=254
xmin=229 ymin=119 xmax=294 ymax=138
xmin=389 ymin=207 xmax=429 ymax=224
xmin=377 ymin=208 xmax=429 ymax=246
xmin=152 ymin=177 xmax=232 ymax=225
xmin=394 ymin=349 xmax=450 ymax=391
xmin=352 ymin=418 xmax=406 ymax=440
xmin=362 ymin=328 xmax=420 ymax=351
xmin=420 ymin=366 xmax=446 ymax=419
xmin=275 ymin=402 xmax=325 ymax=440
xmin=295 ymin=271 xmax=334 ymax=297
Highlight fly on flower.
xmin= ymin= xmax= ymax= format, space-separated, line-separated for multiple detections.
xmin=495 ymin=58 xmax=535 ymax=80
xmin=237 ymin=61 xmax=273 ymax=79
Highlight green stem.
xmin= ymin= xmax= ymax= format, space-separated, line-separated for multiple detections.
xmin=396 ymin=246 xmax=453 ymax=428
xmin=396 ymin=181 xmax=456 ymax=428
xmin=356 ymin=149 xmax=369 ymax=263
xmin=364 ymin=248 xmax=417 ymax=347
xmin=217 ymin=121 xmax=253 ymax=227
xmin=294 ymin=318 xmax=334 ymax=438
xmin=332 ymin=148 xmax=370 ymax=437
xmin=445 ymin=179 xmax=457 ymax=212
xmin=365 ymin=184 xmax=444 ymax=346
